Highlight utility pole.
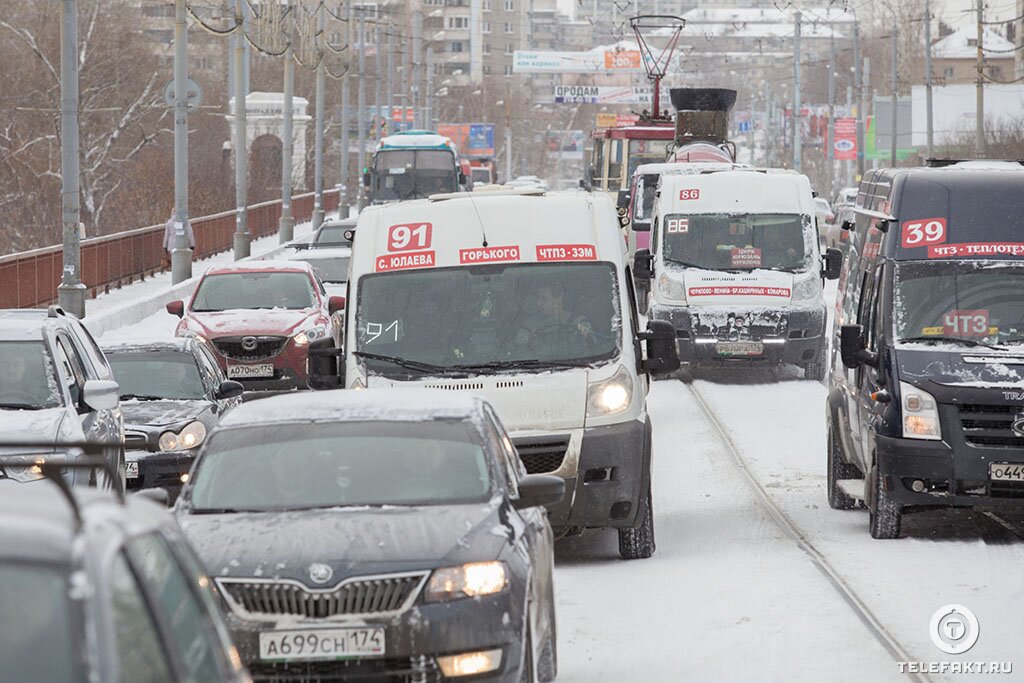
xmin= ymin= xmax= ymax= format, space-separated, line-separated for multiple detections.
xmin=374 ymin=25 xmax=382 ymax=142
xmin=764 ymin=83 xmax=772 ymax=167
xmin=58 ymin=0 xmax=85 ymax=317
xmin=976 ymin=0 xmax=986 ymax=156
xmin=925 ymin=0 xmax=934 ymax=159
xmin=278 ymin=2 xmax=295 ymax=243
xmin=846 ymin=84 xmax=853 ymax=186
xmin=387 ymin=29 xmax=395 ymax=138
xmin=854 ymin=19 xmax=864 ymax=179
xmin=232 ymin=0 xmax=249 ymax=259
xmin=792 ymin=11 xmax=802 ymax=171
xmin=827 ymin=36 xmax=836 ymax=193
xmin=425 ymin=47 xmax=434 ymax=129
xmin=172 ymin=0 xmax=192 ymax=283
xmin=890 ymin=24 xmax=898 ymax=165
xmin=504 ymin=81 xmax=512 ymax=182
xmin=311 ymin=7 xmax=326 ymax=229
xmin=357 ymin=12 xmax=367 ymax=209
xmin=862 ymin=57 xmax=870 ymax=175
xmin=338 ymin=0 xmax=352 ymax=217
xmin=412 ymin=13 xmax=422 ymax=128
xmin=402 ymin=37 xmax=411 ymax=129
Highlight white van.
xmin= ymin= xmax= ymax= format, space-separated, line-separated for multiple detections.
xmin=308 ymin=189 xmax=679 ymax=559
xmin=636 ymin=171 xmax=841 ymax=379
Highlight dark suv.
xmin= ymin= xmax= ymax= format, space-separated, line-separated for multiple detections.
xmin=0 ymin=449 xmax=250 ymax=682
xmin=827 ymin=161 xmax=1024 ymax=538
xmin=0 ymin=307 xmax=124 ymax=491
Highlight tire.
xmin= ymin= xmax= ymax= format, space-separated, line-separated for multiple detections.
xmin=618 ymin=483 xmax=655 ymax=560
xmin=868 ymin=465 xmax=902 ymax=539
xmin=826 ymin=424 xmax=859 ymax=510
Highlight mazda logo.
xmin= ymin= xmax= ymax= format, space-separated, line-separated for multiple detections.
xmin=240 ymin=336 xmax=258 ymax=351
xmin=308 ymin=563 xmax=333 ymax=585
xmin=1012 ymin=417 xmax=1024 ymax=438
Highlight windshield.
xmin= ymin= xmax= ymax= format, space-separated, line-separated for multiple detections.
xmin=627 ymin=140 xmax=674 ymax=179
xmin=0 ymin=341 xmax=62 ymax=409
xmin=0 ymin=563 xmax=76 ymax=681
xmin=471 ymin=168 xmax=491 ymax=184
xmin=894 ymin=264 xmax=1024 ymax=347
xmin=190 ymin=421 xmax=491 ymax=511
xmin=192 ymin=272 xmax=315 ymax=312
xmin=301 ymin=257 xmax=350 ymax=283
xmin=108 ymin=351 xmax=206 ymax=400
xmin=372 ymin=149 xmax=458 ymax=201
xmin=356 ymin=263 xmax=620 ymax=374
xmin=313 ymin=224 xmax=353 ymax=246
xmin=662 ymin=213 xmax=812 ymax=272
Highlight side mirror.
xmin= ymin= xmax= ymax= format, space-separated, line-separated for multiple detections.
xmin=82 ymin=379 xmax=120 ymax=411
xmin=822 ymin=248 xmax=843 ymax=280
xmin=633 ymin=249 xmax=654 ymax=280
xmin=841 ymin=218 xmax=855 ymax=232
xmin=166 ymin=300 xmax=185 ymax=317
xmin=616 ymin=189 xmax=632 ymax=211
xmin=875 ymin=219 xmax=891 ymax=233
xmin=133 ymin=488 xmax=171 ymax=507
xmin=328 ymin=295 xmax=346 ymax=315
xmin=512 ymin=473 xmax=565 ymax=510
xmin=839 ymin=324 xmax=877 ymax=369
xmin=362 ymin=170 xmax=371 ymax=190
xmin=307 ymin=337 xmax=344 ymax=390
xmin=633 ymin=220 xmax=651 ymax=233
xmin=215 ymin=380 xmax=244 ymax=400
xmin=459 ymin=171 xmax=468 ymax=186
xmin=638 ymin=320 xmax=681 ymax=376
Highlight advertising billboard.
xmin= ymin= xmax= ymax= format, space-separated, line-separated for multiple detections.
xmin=437 ymin=123 xmax=496 ymax=158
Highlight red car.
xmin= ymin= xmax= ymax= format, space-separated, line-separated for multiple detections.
xmin=166 ymin=261 xmax=344 ymax=392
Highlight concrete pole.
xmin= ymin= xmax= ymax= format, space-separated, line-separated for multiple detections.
xmin=976 ymin=2 xmax=985 ymax=156
xmin=232 ymin=1 xmax=249 ymax=260
xmin=792 ymin=11 xmax=802 ymax=171
xmin=846 ymin=84 xmax=853 ymax=186
xmin=890 ymin=24 xmax=898 ymax=165
xmin=925 ymin=0 xmax=934 ymax=159
xmin=387 ymin=29 xmax=395 ymax=137
xmin=412 ymin=13 xmax=422 ymax=129
xmin=374 ymin=25 xmax=382 ymax=141
xmin=278 ymin=3 xmax=295 ymax=243
xmin=58 ymin=0 xmax=85 ymax=317
xmin=171 ymin=0 xmax=192 ymax=284
xmin=426 ymin=46 xmax=434 ymax=129
xmin=338 ymin=0 xmax=352 ymax=217
xmin=312 ymin=9 xmax=326 ymax=229
xmin=827 ymin=37 xmax=836 ymax=193
xmin=862 ymin=57 xmax=870 ymax=174
xmin=357 ymin=12 xmax=367 ymax=208
xmin=854 ymin=19 xmax=865 ymax=179
xmin=763 ymin=83 xmax=772 ymax=167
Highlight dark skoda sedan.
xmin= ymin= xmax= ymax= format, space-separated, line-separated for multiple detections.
xmin=176 ymin=389 xmax=563 ymax=683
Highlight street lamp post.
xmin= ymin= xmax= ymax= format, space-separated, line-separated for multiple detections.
xmin=58 ymin=0 xmax=86 ymax=317
xmin=171 ymin=0 xmax=193 ymax=283
xmin=278 ymin=0 xmax=295 ymax=243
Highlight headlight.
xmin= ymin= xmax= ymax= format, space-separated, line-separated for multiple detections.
xmin=159 ymin=421 xmax=208 ymax=451
xmin=901 ymin=381 xmax=941 ymax=440
xmin=436 ymin=649 xmax=503 ymax=677
xmin=791 ymin=275 xmax=821 ymax=303
xmin=425 ymin=561 xmax=508 ymax=602
xmin=587 ymin=366 xmax=634 ymax=417
xmin=657 ymin=273 xmax=687 ymax=303
xmin=294 ymin=324 xmax=329 ymax=346
xmin=1 ymin=457 xmax=47 ymax=482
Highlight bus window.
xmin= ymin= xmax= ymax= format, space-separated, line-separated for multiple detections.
xmin=606 ymin=140 xmax=624 ymax=191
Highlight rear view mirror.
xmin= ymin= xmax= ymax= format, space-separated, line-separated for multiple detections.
xmin=841 ymin=219 xmax=855 ymax=232
xmin=166 ymin=300 xmax=184 ymax=317
xmin=215 ymin=380 xmax=244 ymax=400
xmin=638 ymin=320 xmax=680 ymax=376
xmin=633 ymin=221 xmax=651 ymax=233
xmin=362 ymin=171 xmax=371 ymax=190
xmin=328 ymin=296 xmax=346 ymax=315
xmin=633 ymin=249 xmax=654 ymax=280
xmin=839 ymin=324 xmax=877 ymax=369
xmin=822 ymin=248 xmax=843 ymax=280
xmin=307 ymin=337 xmax=344 ymax=390
xmin=512 ymin=474 xmax=565 ymax=510
xmin=82 ymin=380 xmax=120 ymax=411
xmin=616 ymin=189 xmax=632 ymax=211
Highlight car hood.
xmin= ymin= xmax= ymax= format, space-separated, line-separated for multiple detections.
xmin=121 ymin=399 xmax=212 ymax=430
xmin=896 ymin=345 xmax=1024 ymax=402
xmin=187 ymin=309 xmax=320 ymax=337
xmin=0 ymin=408 xmax=78 ymax=453
xmin=178 ymin=499 xmax=515 ymax=581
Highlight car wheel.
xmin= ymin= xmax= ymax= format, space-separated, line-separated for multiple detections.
xmin=826 ymin=423 xmax=859 ymax=510
xmin=618 ymin=483 xmax=655 ymax=560
xmin=868 ymin=465 xmax=902 ymax=539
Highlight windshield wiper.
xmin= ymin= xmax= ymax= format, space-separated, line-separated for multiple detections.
xmin=0 ymin=402 xmax=47 ymax=410
xmin=451 ymin=358 xmax=593 ymax=372
xmin=352 ymin=351 xmax=451 ymax=374
xmin=899 ymin=336 xmax=1004 ymax=349
xmin=119 ymin=393 xmax=167 ymax=401
xmin=664 ymin=258 xmax=711 ymax=269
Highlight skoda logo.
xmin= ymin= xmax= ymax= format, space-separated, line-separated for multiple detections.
xmin=240 ymin=336 xmax=258 ymax=352
xmin=1012 ymin=416 xmax=1024 ymax=437
xmin=308 ymin=563 xmax=333 ymax=585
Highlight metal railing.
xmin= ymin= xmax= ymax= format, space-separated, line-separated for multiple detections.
xmin=0 ymin=190 xmax=339 ymax=309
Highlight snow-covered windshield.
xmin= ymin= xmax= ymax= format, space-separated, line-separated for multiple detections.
xmin=894 ymin=263 xmax=1024 ymax=347
xmin=356 ymin=263 xmax=620 ymax=375
xmin=190 ymin=421 xmax=491 ymax=511
xmin=662 ymin=213 xmax=811 ymax=272
xmin=108 ymin=351 xmax=206 ymax=400
xmin=192 ymin=272 xmax=315 ymax=312
xmin=0 ymin=341 xmax=62 ymax=409
xmin=372 ymin=149 xmax=458 ymax=201
xmin=301 ymin=256 xmax=349 ymax=283
xmin=0 ymin=564 xmax=74 ymax=682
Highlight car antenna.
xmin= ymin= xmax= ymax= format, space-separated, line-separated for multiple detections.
xmin=465 ymin=192 xmax=489 ymax=248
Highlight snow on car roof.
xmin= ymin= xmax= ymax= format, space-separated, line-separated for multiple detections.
xmin=218 ymin=388 xmax=487 ymax=427
xmin=633 ymin=161 xmax=751 ymax=177
xmin=284 ymin=247 xmax=352 ymax=261
xmin=100 ymin=338 xmax=194 ymax=353
xmin=661 ymin=170 xmax=814 ymax=215
xmin=203 ymin=259 xmax=313 ymax=275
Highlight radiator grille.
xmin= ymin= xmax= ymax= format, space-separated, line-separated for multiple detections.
xmin=513 ymin=435 xmax=571 ymax=474
xmin=212 ymin=336 xmax=288 ymax=361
